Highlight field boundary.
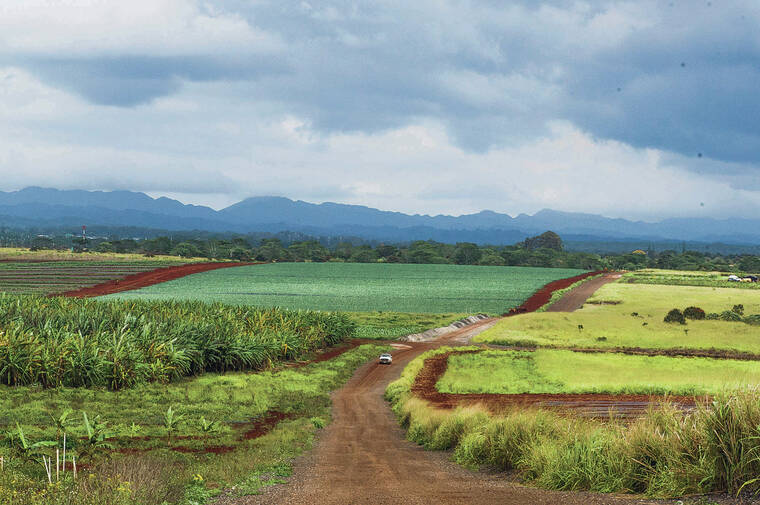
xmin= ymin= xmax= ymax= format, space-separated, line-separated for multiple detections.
xmin=412 ymin=350 xmax=698 ymax=418
xmin=56 ymin=261 xmax=260 ymax=297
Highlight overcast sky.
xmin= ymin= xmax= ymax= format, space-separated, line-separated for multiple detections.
xmin=1 ymin=0 xmax=758 ymax=220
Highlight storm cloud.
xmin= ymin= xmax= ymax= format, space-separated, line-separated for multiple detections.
xmin=1 ymin=0 xmax=759 ymax=219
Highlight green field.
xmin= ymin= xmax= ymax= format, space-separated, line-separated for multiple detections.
xmin=101 ymin=263 xmax=586 ymax=314
xmin=437 ymin=349 xmax=760 ymax=395
xmin=0 ymin=344 xmax=385 ymax=504
xmin=623 ymin=268 xmax=760 ymax=289
xmin=474 ymin=282 xmax=760 ymax=352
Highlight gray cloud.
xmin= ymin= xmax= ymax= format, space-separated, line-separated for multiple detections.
xmin=2 ymin=0 xmax=760 ymax=219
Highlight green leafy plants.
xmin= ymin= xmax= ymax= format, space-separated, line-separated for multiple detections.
xmin=664 ymin=309 xmax=686 ymax=324
xmin=164 ymin=406 xmax=183 ymax=445
xmin=683 ymin=306 xmax=706 ymax=320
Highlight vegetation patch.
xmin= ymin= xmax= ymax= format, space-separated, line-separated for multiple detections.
xmin=0 ymin=294 xmax=355 ymax=389
xmin=474 ymin=282 xmax=760 ymax=353
xmin=102 ymin=263 xmax=587 ymax=314
xmin=387 ymin=349 xmax=760 ymax=498
xmin=0 ymin=343 xmax=386 ymax=504
xmin=349 ymin=311 xmax=468 ymax=339
xmin=437 ymin=350 xmax=760 ymax=396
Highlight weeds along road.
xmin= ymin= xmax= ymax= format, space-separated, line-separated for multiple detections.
xmin=545 ymin=272 xmax=622 ymax=312
xmin=230 ymin=317 xmax=647 ymax=505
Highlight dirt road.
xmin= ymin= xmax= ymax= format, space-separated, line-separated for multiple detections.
xmin=231 ymin=319 xmax=649 ymax=505
xmin=58 ymin=262 xmax=257 ymax=297
xmin=545 ymin=272 xmax=621 ymax=312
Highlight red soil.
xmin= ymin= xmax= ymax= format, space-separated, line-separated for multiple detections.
xmin=56 ymin=261 xmax=260 ymax=297
xmin=412 ymin=351 xmax=698 ymax=418
xmin=237 ymin=411 xmax=295 ymax=440
xmin=505 ymin=270 xmax=604 ymax=315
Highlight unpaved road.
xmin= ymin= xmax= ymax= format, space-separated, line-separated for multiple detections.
xmin=229 ymin=319 xmax=653 ymax=505
xmin=58 ymin=262 xmax=257 ymax=297
xmin=545 ymin=272 xmax=621 ymax=312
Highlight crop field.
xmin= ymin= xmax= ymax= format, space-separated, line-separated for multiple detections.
xmin=0 ymin=343 xmax=386 ymax=504
xmin=0 ymin=294 xmax=354 ymax=389
xmin=102 ymin=263 xmax=588 ymax=314
xmin=437 ymin=349 xmax=760 ymax=396
xmin=623 ymin=268 xmax=760 ymax=289
xmin=349 ymin=311 xmax=468 ymax=339
xmin=0 ymin=260 xmax=194 ymax=295
xmin=474 ymin=281 xmax=760 ymax=353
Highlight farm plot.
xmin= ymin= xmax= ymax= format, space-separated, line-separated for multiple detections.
xmin=437 ymin=349 xmax=760 ymax=396
xmin=474 ymin=281 xmax=760 ymax=353
xmin=0 ymin=260 xmax=188 ymax=295
xmin=102 ymin=263 xmax=588 ymax=314
xmin=623 ymin=268 xmax=760 ymax=289
xmin=0 ymin=343 xmax=386 ymax=504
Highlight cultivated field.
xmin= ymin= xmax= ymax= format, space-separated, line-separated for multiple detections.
xmin=624 ymin=268 xmax=760 ymax=289
xmin=474 ymin=282 xmax=760 ymax=352
xmin=0 ymin=248 xmax=206 ymax=296
xmin=387 ymin=270 xmax=760 ymax=498
xmin=102 ymin=262 xmax=588 ymax=314
xmin=438 ymin=349 xmax=760 ymax=396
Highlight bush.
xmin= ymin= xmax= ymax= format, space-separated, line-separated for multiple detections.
xmin=683 ymin=306 xmax=706 ymax=320
xmin=732 ymin=304 xmax=745 ymax=316
xmin=719 ymin=310 xmax=743 ymax=322
xmin=706 ymin=312 xmax=720 ymax=320
xmin=743 ymin=314 xmax=760 ymax=325
xmin=664 ymin=309 xmax=686 ymax=324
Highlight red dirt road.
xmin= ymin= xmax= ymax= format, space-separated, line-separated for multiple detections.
xmin=229 ymin=320 xmax=650 ymax=505
xmin=57 ymin=262 xmax=257 ymax=297
xmin=546 ymin=272 xmax=621 ymax=312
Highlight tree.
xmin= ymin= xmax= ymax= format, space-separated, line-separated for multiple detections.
xmin=522 ymin=231 xmax=563 ymax=251
xmin=171 ymin=242 xmax=202 ymax=258
xmin=453 ymin=242 xmax=482 ymax=265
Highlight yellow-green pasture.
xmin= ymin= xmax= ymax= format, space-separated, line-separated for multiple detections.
xmin=474 ymin=282 xmax=760 ymax=352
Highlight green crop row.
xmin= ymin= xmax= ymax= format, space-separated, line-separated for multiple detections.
xmin=0 ymin=294 xmax=355 ymax=390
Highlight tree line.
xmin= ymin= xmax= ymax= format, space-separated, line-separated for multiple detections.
xmin=8 ymin=228 xmax=760 ymax=272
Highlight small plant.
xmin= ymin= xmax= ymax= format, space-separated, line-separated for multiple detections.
xmin=129 ymin=422 xmax=143 ymax=438
xmin=630 ymin=312 xmax=639 ymax=317
xmin=664 ymin=308 xmax=686 ymax=324
xmin=196 ymin=416 xmax=218 ymax=434
xmin=577 ymin=324 xmax=584 ymax=332
xmin=164 ymin=406 xmax=183 ymax=445
xmin=80 ymin=412 xmax=113 ymax=460
xmin=683 ymin=306 xmax=706 ymax=320
xmin=733 ymin=304 xmax=745 ymax=316
xmin=49 ymin=408 xmax=73 ymax=441
xmin=595 ymin=336 xmax=607 ymax=342
xmin=8 ymin=422 xmax=56 ymax=463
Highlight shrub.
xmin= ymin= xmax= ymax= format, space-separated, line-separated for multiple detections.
xmin=719 ymin=310 xmax=743 ymax=322
xmin=744 ymin=314 xmax=760 ymax=325
xmin=706 ymin=312 xmax=720 ymax=320
xmin=732 ymin=304 xmax=745 ymax=316
xmin=683 ymin=306 xmax=706 ymax=320
xmin=664 ymin=309 xmax=686 ymax=324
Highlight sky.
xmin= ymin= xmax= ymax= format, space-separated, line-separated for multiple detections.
xmin=0 ymin=0 xmax=759 ymax=221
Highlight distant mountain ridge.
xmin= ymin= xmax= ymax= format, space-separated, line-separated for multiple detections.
xmin=1 ymin=187 xmax=760 ymax=245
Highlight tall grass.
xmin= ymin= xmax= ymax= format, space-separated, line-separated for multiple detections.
xmin=0 ymin=294 xmax=355 ymax=389
xmin=387 ymin=349 xmax=760 ymax=498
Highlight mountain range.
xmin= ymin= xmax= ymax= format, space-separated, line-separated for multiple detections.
xmin=1 ymin=187 xmax=760 ymax=246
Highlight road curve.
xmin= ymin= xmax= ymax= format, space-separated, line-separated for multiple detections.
xmin=229 ymin=319 xmax=644 ymax=505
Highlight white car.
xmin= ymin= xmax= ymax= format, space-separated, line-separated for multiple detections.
xmin=378 ymin=353 xmax=393 ymax=365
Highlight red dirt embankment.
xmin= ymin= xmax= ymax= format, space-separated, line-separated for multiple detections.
xmin=57 ymin=262 xmax=258 ymax=298
xmin=506 ymin=270 xmax=604 ymax=315
xmin=412 ymin=351 xmax=698 ymax=418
